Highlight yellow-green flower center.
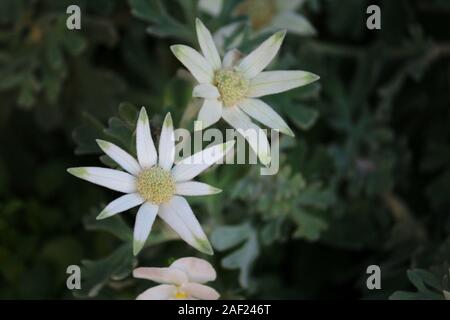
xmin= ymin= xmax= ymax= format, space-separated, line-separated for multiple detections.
xmin=214 ymin=69 xmax=249 ymax=107
xmin=136 ymin=167 xmax=175 ymax=205
xmin=237 ymin=0 xmax=277 ymax=30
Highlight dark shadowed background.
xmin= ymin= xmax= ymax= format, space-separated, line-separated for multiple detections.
xmin=0 ymin=0 xmax=449 ymax=299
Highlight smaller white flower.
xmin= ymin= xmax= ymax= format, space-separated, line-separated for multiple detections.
xmin=171 ymin=18 xmax=319 ymax=165
xmin=200 ymin=0 xmax=316 ymax=37
xmin=134 ymin=257 xmax=220 ymax=300
xmin=68 ymin=108 xmax=234 ymax=256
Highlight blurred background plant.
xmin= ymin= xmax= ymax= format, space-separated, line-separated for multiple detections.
xmin=0 ymin=0 xmax=449 ymax=299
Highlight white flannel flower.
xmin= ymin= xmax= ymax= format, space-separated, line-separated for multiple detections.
xmin=199 ymin=0 xmax=316 ymax=37
xmin=68 ymin=108 xmax=234 ymax=256
xmin=134 ymin=257 xmax=220 ymax=300
xmin=171 ymin=18 xmax=319 ymax=165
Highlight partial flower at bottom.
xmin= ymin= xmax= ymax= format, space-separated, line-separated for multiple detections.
xmin=67 ymin=108 xmax=234 ymax=256
xmin=134 ymin=257 xmax=220 ymax=300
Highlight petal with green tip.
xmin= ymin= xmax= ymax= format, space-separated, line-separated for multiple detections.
xmin=195 ymin=237 xmax=214 ymax=255
xmin=171 ymin=141 xmax=235 ymax=182
xmin=96 ymin=139 xmax=141 ymax=176
xmin=248 ymin=70 xmax=319 ymax=97
xmin=133 ymin=202 xmax=158 ymax=255
xmin=222 ymin=106 xmax=271 ymax=165
xmin=67 ymin=167 xmax=137 ymax=193
xmin=136 ymin=107 xmax=157 ymax=169
xmin=170 ymin=45 xmax=214 ymax=83
xmin=97 ymin=193 xmax=144 ymax=220
xmin=67 ymin=167 xmax=88 ymax=178
xmin=158 ymin=196 xmax=212 ymax=255
xmin=196 ymin=18 xmax=222 ymax=70
xmin=158 ymin=113 xmax=175 ymax=170
xmin=238 ymin=30 xmax=286 ymax=78
xmin=238 ymin=98 xmax=294 ymax=137
xmin=175 ymin=181 xmax=222 ymax=196
xmin=196 ymin=98 xmax=223 ymax=131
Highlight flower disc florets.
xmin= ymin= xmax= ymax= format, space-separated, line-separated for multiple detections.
xmin=136 ymin=166 xmax=175 ymax=205
xmin=214 ymin=69 xmax=249 ymax=107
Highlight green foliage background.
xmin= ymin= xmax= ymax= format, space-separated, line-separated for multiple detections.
xmin=0 ymin=0 xmax=449 ymax=299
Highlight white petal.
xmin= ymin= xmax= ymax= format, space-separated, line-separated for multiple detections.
xmin=158 ymin=196 xmax=213 ymax=255
xmin=170 ymin=257 xmax=217 ymax=283
xmin=198 ymin=0 xmax=223 ymax=16
xmin=223 ymin=49 xmax=243 ymax=68
xmin=196 ymin=18 xmax=221 ymax=70
xmin=158 ymin=113 xmax=175 ymax=170
xmin=193 ymin=83 xmax=220 ymax=99
xmin=97 ymin=193 xmax=144 ymax=220
xmin=222 ymin=106 xmax=271 ymax=165
xmin=136 ymin=284 xmax=176 ymax=300
xmin=196 ymin=99 xmax=223 ymax=131
xmin=96 ymin=140 xmax=141 ymax=176
xmin=272 ymin=12 xmax=316 ymax=36
xmin=444 ymin=290 xmax=450 ymax=300
xmin=183 ymin=283 xmax=220 ymax=300
xmin=238 ymin=30 xmax=286 ymax=78
xmin=171 ymin=141 xmax=234 ymax=182
xmin=248 ymin=70 xmax=319 ymax=97
xmin=276 ymin=0 xmax=306 ymax=11
xmin=136 ymin=107 xmax=157 ymax=169
xmin=67 ymin=167 xmax=136 ymax=193
xmin=238 ymin=98 xmax=294 ymax=136
xmin=175 ymin=181 xmax=221 ymax=196
xmin=133 ymin=202 xmax=158 ymax=255
xmin=170 ymin=45 xmax=214 ymax=83
xmin=133 ymin=267 xmax=188 ymax=285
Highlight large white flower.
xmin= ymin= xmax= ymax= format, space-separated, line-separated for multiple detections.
xmin=171 ymin=18 xmax=319 ymax=165
xmin=199 ymin=0 xmax=316 ymax=37
xmin=68 ymin=108 xmax=234 ymax=256
xmin=133 ymin=257 xmax=219 ymax=300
